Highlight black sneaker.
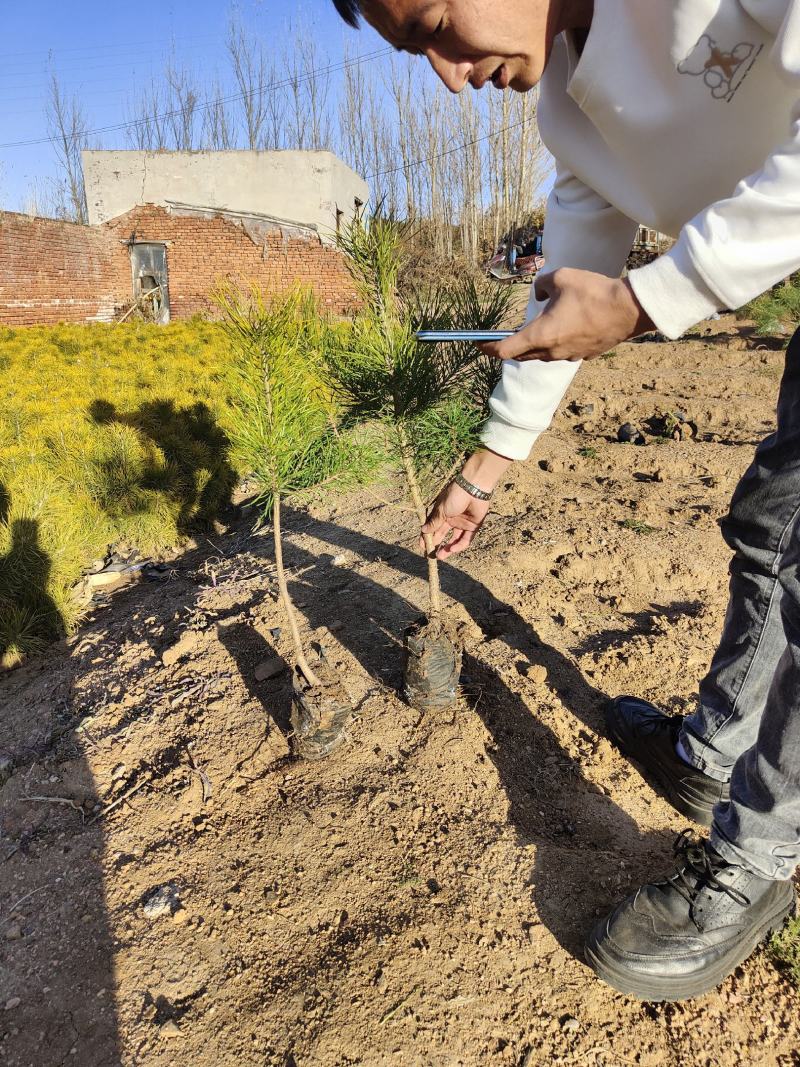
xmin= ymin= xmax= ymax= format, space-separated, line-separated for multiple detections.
xmin=605 ymin=696 xmax=729 ymax=826
xmin=585 ymin=831 xmax=797 ymax=1001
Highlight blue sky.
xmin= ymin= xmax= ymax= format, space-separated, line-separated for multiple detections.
xmin=0 ymin=0 xmax=386 ymax=209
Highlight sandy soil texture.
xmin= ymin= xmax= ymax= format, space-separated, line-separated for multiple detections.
xmin=1 ymin=318 xmax=798 ymax=1066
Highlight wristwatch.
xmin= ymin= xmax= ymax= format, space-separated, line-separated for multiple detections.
xmin=453 ymin=471 xmax=494 ymax=501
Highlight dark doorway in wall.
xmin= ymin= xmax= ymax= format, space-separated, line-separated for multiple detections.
xmin=130 ymin=242 xmax=170 ymax=323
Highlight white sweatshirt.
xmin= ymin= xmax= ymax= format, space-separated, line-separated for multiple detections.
xmin=481 ymin=0 xmax=800 ymax=462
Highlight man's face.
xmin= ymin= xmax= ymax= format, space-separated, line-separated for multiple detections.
xmin=362 ymin=0 xmax=559 ymax=94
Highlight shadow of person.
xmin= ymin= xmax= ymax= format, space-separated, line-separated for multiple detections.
xmin=0 ymin=491 xmax=66 ymax=663
xmin=88 ymin=398 xmax=237 ymax=535
xmin=0 ymin=484 xmax=121 ymax=1065
xmin=234 ymin=504 xmax=675 ymax=957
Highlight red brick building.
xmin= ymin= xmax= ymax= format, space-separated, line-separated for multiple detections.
xmin=0 ymin=202 xmax=359 ymax=328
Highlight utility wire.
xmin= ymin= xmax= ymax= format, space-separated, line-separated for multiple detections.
xmin=0 ymin=48 xmax=392 ymax=151
xmin=0 ymin=33 xmax=222 ymax=63
xmin=366 ymin=118 xmax=528 ymax=180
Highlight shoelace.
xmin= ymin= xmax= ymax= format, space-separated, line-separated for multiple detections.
xmin=668 ymin=829 xmax=751 ymax=909
xmin=629 ymin=707 xmax=678 ymax=736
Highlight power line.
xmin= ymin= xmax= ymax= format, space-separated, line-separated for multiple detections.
xmin=0 ymin=48 xmax=393 ymax=151
xmin=0 ymin=49 xmax=225 ymax=85
xmin=366 ymin=118 xmax=528 ymax=180
xmin=0 ymin=33 xmax=222 ymax=63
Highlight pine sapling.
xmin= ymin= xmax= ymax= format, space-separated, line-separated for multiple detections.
xmin=325 ymin=216 xmax=511 ymax=710
xmin=218 ymin=286 xmax=355 ymax=758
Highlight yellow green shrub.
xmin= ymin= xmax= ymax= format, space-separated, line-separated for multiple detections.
xmin=0 ymin=320 xmax=239 ymax=665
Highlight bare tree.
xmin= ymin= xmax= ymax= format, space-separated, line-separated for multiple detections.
xmin=164 ymin=62 xmax=201 ymax=150
xmin=126 ymin=81 xmax=169 ymax=150
xmin=228 ymin=21 xmax=269 ymax=149
xmin=46 ymin=72 xmax=89 ymax=223
xmin=203 ymin=79 xmax=235 ymax=151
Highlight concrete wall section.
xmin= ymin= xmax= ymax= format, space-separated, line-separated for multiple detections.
xmin=82 ymin=151 xmax=369 ymax=241
xmin=0 ymin=212 xmax=128 ymax=327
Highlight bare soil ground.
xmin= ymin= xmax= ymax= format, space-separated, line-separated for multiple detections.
xmin=1 ymin=317 xmax=798 ymax=1066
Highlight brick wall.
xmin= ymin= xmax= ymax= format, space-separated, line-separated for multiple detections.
xmin=0 ymin=204 xmax=358 ymax=327
xmin=0 ymin=212 xmax=128 ymax=326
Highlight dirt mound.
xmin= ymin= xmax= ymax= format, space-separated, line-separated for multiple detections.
xmin=1 ymin=318 xmax=797 ymax=1066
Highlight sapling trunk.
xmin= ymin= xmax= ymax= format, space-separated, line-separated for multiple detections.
xmin=397 ymin=425 xmax=442 ymax=627
xmin=271 ymin=491 xmax=321 ymax=689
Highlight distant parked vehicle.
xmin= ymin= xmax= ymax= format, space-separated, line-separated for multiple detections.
xmin=486 ymin=226 xmax=544 ymax=283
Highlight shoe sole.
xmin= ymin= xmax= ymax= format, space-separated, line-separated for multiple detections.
xmin=584 ymin=891 xmax=797 ymax=1002
xmin=604 ymin=702 xmax=720 ymax=828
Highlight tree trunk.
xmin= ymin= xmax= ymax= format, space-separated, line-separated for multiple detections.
xmin=272 ymin=492 xmax=321 ymax=687
xmin=397 ymin=427 xmax=443 ymax=625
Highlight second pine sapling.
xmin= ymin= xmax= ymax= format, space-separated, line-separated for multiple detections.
xmin=219 ymin=285 xmax=356 ymax=758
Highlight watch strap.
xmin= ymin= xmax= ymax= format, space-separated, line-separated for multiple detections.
xmin=453 ymin=471 xmax=493 ymax=501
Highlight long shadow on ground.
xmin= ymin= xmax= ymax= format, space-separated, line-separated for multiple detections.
xmin=221 ymin=505 xmax=676 ymax=957
xmin=0 ymin=478 xmax=120 ymax=1065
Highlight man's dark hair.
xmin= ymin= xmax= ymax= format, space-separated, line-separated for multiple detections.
xmin=332 ymin=0 xmax=362 ymax=27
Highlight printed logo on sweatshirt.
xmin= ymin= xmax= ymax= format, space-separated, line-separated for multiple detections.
xmin=678 ymin=34 xmax=763 ymax=102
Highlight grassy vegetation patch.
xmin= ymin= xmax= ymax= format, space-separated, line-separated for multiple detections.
xmin=621 ymin=517 xmax=657 ymax=535
xmin=0 ymin=321 xmax=239 ymax=665
xmin=740 ymin=277 xmax=800 ymax=340
xmin=769 ymin=913 xmax=800 ymax=985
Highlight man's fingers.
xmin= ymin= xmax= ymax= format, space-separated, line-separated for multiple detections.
xmin=437 ymin=528 xmax=475 ymax=558
xmin=420 ymin=508 xmax=453 ymax=553
xmin=479 ymin=323 xmax=546 ymax=361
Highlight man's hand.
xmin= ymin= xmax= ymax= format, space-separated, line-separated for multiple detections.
xmin=420 ymin=449 xmax=513 ymax=559
xmin=479 ymin=269 xmax=654 ymax=363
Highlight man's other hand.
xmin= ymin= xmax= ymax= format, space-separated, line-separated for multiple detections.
xmin=479 ymin=268 xmax=654 ymax=363
xmin=420 ymin=483 xmax=492 ymax=559
xmin=420 ymin=449 xmax=513 ymax=559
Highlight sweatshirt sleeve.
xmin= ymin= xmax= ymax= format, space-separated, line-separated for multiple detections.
xmin=481 ymin=165 xmax=639 ymax=461
xmin=629 ymin=0 xmax=800 ymax=340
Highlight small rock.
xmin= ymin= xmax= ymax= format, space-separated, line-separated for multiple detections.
xmin=160 ymin=1020 xmax=181 ymax=1038
xmin=527 ymin=664 xmax=548 ymax=685
xmin=617 ymin=422 xmax=646 ymax=445
xmin=254 ymin=656 xmax=285 ymax=682
xmin=161 ymin=631 xmax=199 ymax=667
xmin=5 ymin=924 xmax=22 ymax=941
xmin=4 ymin=998 xmax=21 ymax=1011
xmin=332 ymin=553 xmax=348 ymax=566
xmin=111 ymin=763 xmax=127 ymax=782
xmin=263 ymin=889 xmax=279 ymax=905
xmin=327 ymin=620 xmax=344 ymax=633
xmin=142 ymin=884 xmax=180 ymax=919
xmin=561 ymin=1016 xmax=580 ymax=1032
xmin=172 ymin=908 xmax=189 ymax=925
